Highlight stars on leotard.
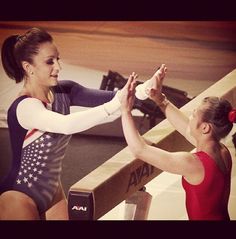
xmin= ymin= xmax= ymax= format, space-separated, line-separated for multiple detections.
xmin=16 ymin=135 xmax=52 ymax=188
xmin=16 ymin=179 xmax=21 ymax=184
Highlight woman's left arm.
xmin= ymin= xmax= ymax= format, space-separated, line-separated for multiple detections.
xmin=64 ymin=80 xmax=116 ymax=107
xmin=57 ymin=80 xmax=121 ymax=123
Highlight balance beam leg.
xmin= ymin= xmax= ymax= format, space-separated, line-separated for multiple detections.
xmin=124 ymin=187 xmax=152 ymax=220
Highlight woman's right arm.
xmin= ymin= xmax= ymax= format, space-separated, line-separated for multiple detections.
xmin=16 ymin=96 xmax=121 ymax=135
xmin=158 ymin=98 xmax=196 ymax=146
xmin=147 ymin=64 xmax=197 ymax=147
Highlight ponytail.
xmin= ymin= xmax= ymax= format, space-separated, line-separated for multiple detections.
xmin=202 ymin=97 xmax=235 ymax=139
xmin=1 ymin=27 xmax=53 ymax=84
xmin=1 ymin=35 xmax=24 ymax=83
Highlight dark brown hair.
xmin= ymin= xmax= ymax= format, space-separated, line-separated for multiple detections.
xmin=1 ymin=27 xmax=53 ymax=83
xmin=201 ymin=96 xmax=235 ymax=140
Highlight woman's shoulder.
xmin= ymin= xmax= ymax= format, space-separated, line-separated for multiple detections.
xmin=196 ymin=146 xmax=232 ymax=174
xmin=7 ymin=95 xmax=31 ymax=123
xmin=8 ymin=95 xmax=44 ymax=115
xmin=8 ymin=95 xmax=30 ymax=112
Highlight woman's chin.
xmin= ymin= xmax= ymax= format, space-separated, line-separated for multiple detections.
xmin=50 ymin=78 xmax=59 ymax=86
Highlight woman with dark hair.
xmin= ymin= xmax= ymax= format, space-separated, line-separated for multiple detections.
xmin=121 ymin=65 xmax=235 ymax=220
xmin=0 ymin=27 xmax=131 ymax=220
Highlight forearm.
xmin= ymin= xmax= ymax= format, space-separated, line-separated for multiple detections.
xmin=99 ymin=109 xmax=121 ymax=124
xmin=17 ymin=96 xmax=121 ymax=135
xmin=69 ymin=81 xmax=116 ymax=107
xmin=56 ymin=106 xmax=110 ymax=134
xmin=121 ymin=110 xmax=189 ymax=174
xmin=157 ymin=97 xmax=196 ymax=146
xmin=161 ymin=99 xmax=189 ymax=131
xmin=121 ymin=110 xmax=146 ymax=156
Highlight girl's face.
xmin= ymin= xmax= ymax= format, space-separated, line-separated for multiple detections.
xmin=188 ymin=104 xmax=205 ymax=139
xmin=29 ymin=41 xmax=61 ymax=87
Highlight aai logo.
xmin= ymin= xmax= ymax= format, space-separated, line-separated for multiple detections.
xmin=72 ymin=205 xmax=87 ymax=211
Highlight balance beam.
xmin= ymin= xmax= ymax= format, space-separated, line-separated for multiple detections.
xmin=68 ymin=69 xmax=236 ymax=220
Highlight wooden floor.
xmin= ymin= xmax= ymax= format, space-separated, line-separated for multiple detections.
xmin=1 ymin=21 xmax=236 ymax=97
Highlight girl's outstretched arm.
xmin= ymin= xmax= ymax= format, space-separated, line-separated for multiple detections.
xmin=121 ymin=73 xmax=201 ymax=179
xmin=148 ymin=64 xmax=197 ymax=147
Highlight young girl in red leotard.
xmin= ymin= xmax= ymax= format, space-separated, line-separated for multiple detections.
xmin=121 ymin=65 xmax=235 ymax=220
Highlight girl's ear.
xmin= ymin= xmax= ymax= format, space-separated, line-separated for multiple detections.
xmin=22 ymin=61 xmax=32 ymax=75
xmin=201 ymin=122 xmax=211 ymax=134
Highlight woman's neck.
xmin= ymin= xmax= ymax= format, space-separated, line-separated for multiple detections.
xmin=20 ymin=79 xmax=53 ymax=103
xmin=196 ymin=137 xmax=220 ymax=153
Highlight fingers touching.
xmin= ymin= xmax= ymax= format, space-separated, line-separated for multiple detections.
xmin=121 ymin=64 xmax=167 ymax=111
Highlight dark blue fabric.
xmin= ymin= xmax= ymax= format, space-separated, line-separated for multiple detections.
xmin=0 ymin=80 xmax=116 ymax=214
xmin=53 ymin=80 xmax=116 ymax=107
xmin=0 ymin=96 xmax=29 ymax=192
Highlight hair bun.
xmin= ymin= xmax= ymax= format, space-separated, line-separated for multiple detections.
xmin=228 ymin=109 xmax=236 ymax=123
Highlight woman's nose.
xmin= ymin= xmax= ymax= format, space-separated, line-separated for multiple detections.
xmin=55 ymin=60 xmax=62 ymax=71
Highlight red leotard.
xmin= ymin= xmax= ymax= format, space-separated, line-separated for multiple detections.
xmin=182 ymin=151 xmax=232 ymax=220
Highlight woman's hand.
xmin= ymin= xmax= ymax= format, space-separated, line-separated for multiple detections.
xmin=148 ymin=64 xmax=167 ymax=105
xmin=120 ymin=72 xmax=137 ymax=113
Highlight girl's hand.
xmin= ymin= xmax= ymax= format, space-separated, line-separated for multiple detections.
xmin=120 ymin=72 xmax=137 ymax=113
xmin=148 ymin=64 xmax=167 ymax=105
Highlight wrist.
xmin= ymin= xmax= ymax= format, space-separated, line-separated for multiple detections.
xmin=121 ymin=108 xmax=132 ymax=115
xmin=104 ymin=92 xmax=121 ymax=115
xmin=156 ymin=94 xmax=169 ymax=108
xmin=135 ymin=80 xmax=152 ymax=100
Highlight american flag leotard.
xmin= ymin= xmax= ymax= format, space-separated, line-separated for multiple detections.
xmin=0 ymin=80 xmax=119 ymax=214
